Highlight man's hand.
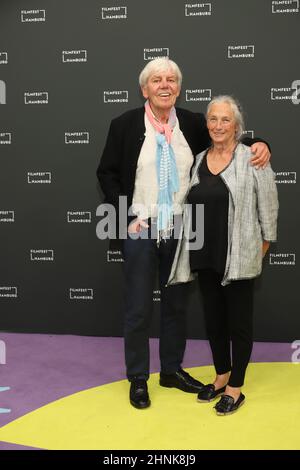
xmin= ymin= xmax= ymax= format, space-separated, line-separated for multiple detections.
xmin=128 ymin=218 xmax=149 ymax=234
xmin=250 ymin=142 xmax=271 ymax=169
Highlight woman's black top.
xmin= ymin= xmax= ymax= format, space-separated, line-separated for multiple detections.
xmin=187 ymin=151 xmax=229 ymax=275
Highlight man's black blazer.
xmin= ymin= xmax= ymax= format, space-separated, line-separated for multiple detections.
xmin=97 ymin=106 xmax=210 ymax=211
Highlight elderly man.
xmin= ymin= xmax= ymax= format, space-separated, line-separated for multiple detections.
xmin=97 ymin=58 xmax=270 ymax=409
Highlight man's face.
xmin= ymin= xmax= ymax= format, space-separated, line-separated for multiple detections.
xmin=142 ymin=69 xmax=180 ymax=113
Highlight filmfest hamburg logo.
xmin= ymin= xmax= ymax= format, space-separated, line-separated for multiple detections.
xmin=65 ymin=132 xmax=89 ymax=144
xmin=153 ymin=290 xmax=161 ymax=302
xmin=103 ymin=91 xmax=128 ymax=103
xmin=144 ymin=48 xmax=169 ymax=61
xmin=107 ymin=250 xmax=124 ymax=263
xmin=0 ymin=211 xmax=14 ymax=222
xmin=62 ymin=50 xmax=87 ymax=63
xmin=228 ymin=45 xmax=255 ymax=59
xmin=21 ymin=9 xmax=46 ymax=22
xmin=185 ymin=3 xmax=212 ymax=16
xmin=269 ymin=253 xmax=296 ymax=265
xmin=0 ymin=287 xmax=17 ymax=298
xmin=28 ymin=172 xmax=51 ymax=184
xmin=0 ymin=52 xmax=8 ymax=64
xmin=275 ymin=172 xmax=296 ymax=184
xmin=272 ymin=0 xmax=299 ymax=13
xmin=101 ymin=6 xmax=127 ymax=19
xmin=24 ymin=92 xmax=48 ymax=104
xmin=67 ymin=211 xmax=91 ymax=223
xmin=30 ymin=249 xmax=54 ymax=261
xmin=69 ymin=288 xmax=93 ymax=300
xmin=242 ymin=130 xmax=255 ymax=139
xmin=271 ymin=81 xmax=300 ymax=103
xmin=186 ymin=89 xmax=212 ymax=102
xmin=0 ymin=132 xmax=11 ymax=144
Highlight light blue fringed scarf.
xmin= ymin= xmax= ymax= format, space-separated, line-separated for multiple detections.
xmin=144 ymin=100 xmax=179 ymax=244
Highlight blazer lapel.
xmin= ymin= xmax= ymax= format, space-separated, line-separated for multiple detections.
xmin=129 ymin=107 xmax=146 ymax=170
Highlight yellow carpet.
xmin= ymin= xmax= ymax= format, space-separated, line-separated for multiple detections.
xmin=0 ymin=363 xmax=299 ymax=450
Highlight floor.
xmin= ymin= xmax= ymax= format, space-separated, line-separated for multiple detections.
xmin=0 ymin=333 xmax=296 ymax=450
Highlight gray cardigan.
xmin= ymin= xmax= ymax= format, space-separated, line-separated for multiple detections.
xmin=168 ymin=143 xmax=279 ymax=286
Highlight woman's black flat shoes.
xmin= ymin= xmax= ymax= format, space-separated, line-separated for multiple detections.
xmin=214 ymin=393 xmax=245 ymax=415
xmin=197 ymin=384 xmax=226 ymax=402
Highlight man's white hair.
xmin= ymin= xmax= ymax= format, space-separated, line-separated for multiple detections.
xmin=139 ymin=58 xmax=182 ymax=88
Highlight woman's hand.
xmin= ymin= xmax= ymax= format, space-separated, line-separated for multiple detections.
xmin=128 ymin=218 xmax=149 ymax=234
xmin=262 ymin=240 xmax=270 ymax=257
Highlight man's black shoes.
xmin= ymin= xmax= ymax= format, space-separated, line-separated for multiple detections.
xmin=129 ymin=369 xmax=204 ymax=408
xmin=129 ymin=379 xmax=151 ymax=409
xmin=160 ymin=368 xmax=205 ymax=393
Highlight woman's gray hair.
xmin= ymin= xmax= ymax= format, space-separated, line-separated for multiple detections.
xmin=139 ymin=58 xmax=182 ymax=88
xmin=207 ymin=95 xmax=245 ymax=140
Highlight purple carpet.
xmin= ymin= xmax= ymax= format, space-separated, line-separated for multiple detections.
xmin=0 ymin=333 xmax=293 ymax=450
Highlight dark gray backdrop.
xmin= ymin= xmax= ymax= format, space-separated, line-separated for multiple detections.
xmin=0 ymin=0 xmax=299 ymax=340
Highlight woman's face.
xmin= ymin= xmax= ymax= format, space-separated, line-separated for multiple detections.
xmin=207 ymin=102 xmax=238 ymax=146
xmin=142 ymin=68 xmax=180 ymax=114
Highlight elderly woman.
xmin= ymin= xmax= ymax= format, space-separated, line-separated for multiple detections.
xmin=168 ymin=95 xmax=278 ymax=415
xmin=97 ymin=59 xmax=271 ymax=410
